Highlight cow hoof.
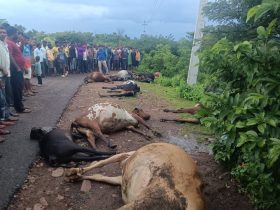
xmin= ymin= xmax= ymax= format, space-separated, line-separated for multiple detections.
xmin=152 ymin=130 xmax=162 ymax=137
xmin=109 ymin=144 xmax=117 ymax=149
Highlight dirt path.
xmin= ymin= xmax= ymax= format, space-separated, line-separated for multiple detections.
xmin=7 ymin=81 xmax=253 ymax=210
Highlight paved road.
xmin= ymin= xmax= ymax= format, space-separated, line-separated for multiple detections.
xmin=0 ymin=74 xmax=84 ymax=210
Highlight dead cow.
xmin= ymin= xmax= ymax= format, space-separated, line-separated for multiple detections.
xmin=30 ymin=127 xmax=115 ymax=166
xmin=71 ymin=103 xmax=160 ymax=149
xmin=65 ymin=143 xmax=205 ymax=210
xmin=161 ymin=104 xmax=201 ymax=124
xmin=99 ymin=80 xmax=140 ymax=97
xmin=109 ymin=70 xmax=133 ymax=81
xmin=84 ymin=72 xmax=112 ymax=84
xmin=134 ymin=72 xmax=155 ymax=83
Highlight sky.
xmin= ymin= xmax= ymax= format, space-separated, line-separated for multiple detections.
xmin=0 ymin=0 xmax=200 ymax=40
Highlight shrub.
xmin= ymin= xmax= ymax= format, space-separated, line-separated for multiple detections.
xmin=199 ymin=20 xmax=280 ymax=209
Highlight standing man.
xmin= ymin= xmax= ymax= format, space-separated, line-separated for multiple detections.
xmin=5 ymin=26 xmax=31 ymax=113
xmin=33 ymin=43 xmax=43 ymax=76
xmin=41 ymin=41 xmax=48 ymax=76
xmin=97 ymin=46 xmax=108 ymax=74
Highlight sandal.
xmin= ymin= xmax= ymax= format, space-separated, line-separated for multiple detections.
xmin=0 ymin=125 xmax=6 ymax=129
xmin=5 ymin=117 xmax=19 ymax=122
xmin=0 ymin=121 xmax=16 ymax=126
xmin=0 ymin=129 xmax=11 ymax=135
xmin=17 ymin=108 xmax=31 ymax=113
xmin=0 ymin=136 xmax=5 ymax=143
xmin=10 ymin=113 xmax=19 ymax=117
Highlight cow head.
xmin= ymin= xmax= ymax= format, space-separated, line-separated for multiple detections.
xmin=30 ymin=127 xmax=55 ymax=140
xmin=132 ymin=107 xmax=150 ymax=120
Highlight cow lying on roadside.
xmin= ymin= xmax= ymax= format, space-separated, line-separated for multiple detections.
xmin=160 ymin=104 xmax=201 ymax=124
xmin=71 ymin=103 xmax=160 ymax=149
xmin=99 ymin=80 xmax=140 ymax=97
xmin=30 ymin=127 xmax=115 ymax=166
xmin=84 ymin=72 xmax=112 ymax=83
xmin=110 ymin=70 xmax=133 ymax=81
xmin=134 ymin=72 xmax=155 ymax=83
xmin=84 ymin=70 xmax=133 ymax=84
xmin=64 ymin=143 xmax=205 ymax=210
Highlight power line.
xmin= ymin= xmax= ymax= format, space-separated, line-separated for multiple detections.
xmin=142 ymin=21 xmax=148 ymax=34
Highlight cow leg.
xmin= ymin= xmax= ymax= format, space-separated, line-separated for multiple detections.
xmin=163 ymin=108 xmax=185 ymax=113
xmin=160 ymin=118 xmax=200 ymax=124
xmin=107 ymin=90 xmax=122 ymax=93
xmin=64 ymin=152 xmax=135 ymax=182
xmin=73 ymin=118 xmax=114 ymax=149
xmin=76 ymin=127 xmax=97 ymax=149
xmin=131 ymin=114 xmax=162 ymax=137
xmin=126 ymin=126 xmax=152 ymax=140
xmin=81 ymin=174 xmax=122 ymax=185
xmin=102 ymin=86 xmax=117 ymax=90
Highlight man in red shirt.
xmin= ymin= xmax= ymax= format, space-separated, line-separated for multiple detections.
xmin=5 ymin=26 xmax=31 ymax=113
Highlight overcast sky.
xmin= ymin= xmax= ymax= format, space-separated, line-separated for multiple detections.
xmin=0 ymin=0 xmax=200 ymax=39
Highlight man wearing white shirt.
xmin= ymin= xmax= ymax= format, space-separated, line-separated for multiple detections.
xmin=41 ymin=41 xmax=48 ymax=76
xmin=34 ymin=43 xmax=44 ymax=77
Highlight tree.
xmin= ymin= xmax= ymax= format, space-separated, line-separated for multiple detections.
xmin=202 ymin=0 xmax=262 ymax=44
xmin=199 ymin=0 xmax=280 ymax=208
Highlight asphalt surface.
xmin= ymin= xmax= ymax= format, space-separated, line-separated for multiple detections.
xmin=0 ymin=74 xmax=84 ymax=210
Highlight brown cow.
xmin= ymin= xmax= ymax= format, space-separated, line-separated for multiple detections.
xmin=71 ymin=103 xmax=160 ymax=149
xmin=65 ymin=143 xmax=205 ymax=210
xmin=84 ymin=72 xmax=112 ymax=83
xmin=160 ymin=104 xmax=201 ymax=124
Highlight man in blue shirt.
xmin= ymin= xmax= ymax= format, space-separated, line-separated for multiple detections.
xmin=96 ymin=46 xmax=109 ymax=74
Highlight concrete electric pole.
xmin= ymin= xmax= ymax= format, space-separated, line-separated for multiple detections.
xmin=187 ymin=0 xmax=207 ymax=85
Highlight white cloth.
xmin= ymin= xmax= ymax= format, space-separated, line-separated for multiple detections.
xmin=34 ymin=48 xmax=43 ymax=62
xmin=40 ymin=46 xmax=47 ymax=59
xmin=0 ymin=40 xmax=10 ymax=77
xmin=23 ymin=67 xmax=32 ymax=79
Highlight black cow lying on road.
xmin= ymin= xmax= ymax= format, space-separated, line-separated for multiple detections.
xmin=30 ymin=127 xmax=115 ymax=166
xmin=99 ymin=80 xmax=140 ymax=97
xmin=134 ymin=72 xmax=155 ymax=83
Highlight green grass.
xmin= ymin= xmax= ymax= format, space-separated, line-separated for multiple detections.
xmin=140 ymin=83 xmax=195 ymax=108
xmin=140 ymin=82 xmax=213 ymax=142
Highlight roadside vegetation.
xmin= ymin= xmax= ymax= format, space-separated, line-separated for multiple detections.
xmin=1 ymin=0 xmax=279 ymax=208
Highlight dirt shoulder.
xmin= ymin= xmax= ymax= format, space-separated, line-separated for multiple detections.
xmin=7 ymin=80 xmax=253 ymax=210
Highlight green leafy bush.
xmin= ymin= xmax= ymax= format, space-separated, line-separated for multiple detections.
xmin=199 ymin=19 xmax=280 ymax=209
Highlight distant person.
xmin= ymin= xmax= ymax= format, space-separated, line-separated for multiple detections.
xmin=22 ymin=35 xmax=33 ymax=96
xmin=76 ymin=44 xmax=84 ymax=73
xmin=69 ymin=43 xmax=77 ymax=73
xmin=97 ymin=46 xmax=109 ymax=74
xmin=41 ymin=41 xmax=48 ymax=76
xmin=33 ymin=43 xmax=44 ymax=76
xmin=56 ymin=47 xmax=68 ymax=77
xmin=46 ymin=43 xmax=55 ymax=75
xmin=135 ymin=49 xmax=141 ymax=67
xmin=128 ymin=48 xmax=132 ymax=70
xmin=113 ymin=49 xmax=119 ymax=71
xmin=122 ymin=48 xmax=128 ymax=70
xmin=34 ymin=56 xmax=42 ymax=85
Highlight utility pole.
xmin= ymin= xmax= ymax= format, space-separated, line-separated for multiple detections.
xmin=142 ymin=21 xmax=148 ymax=34
xmin=187 ymin=0 xmax=207 ymax=85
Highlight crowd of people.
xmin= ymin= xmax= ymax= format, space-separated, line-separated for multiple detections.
xmin=38 ymin=42 xmax=141 ymax=77
xmin=0 ymin=23 xmax=142 ymax=145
